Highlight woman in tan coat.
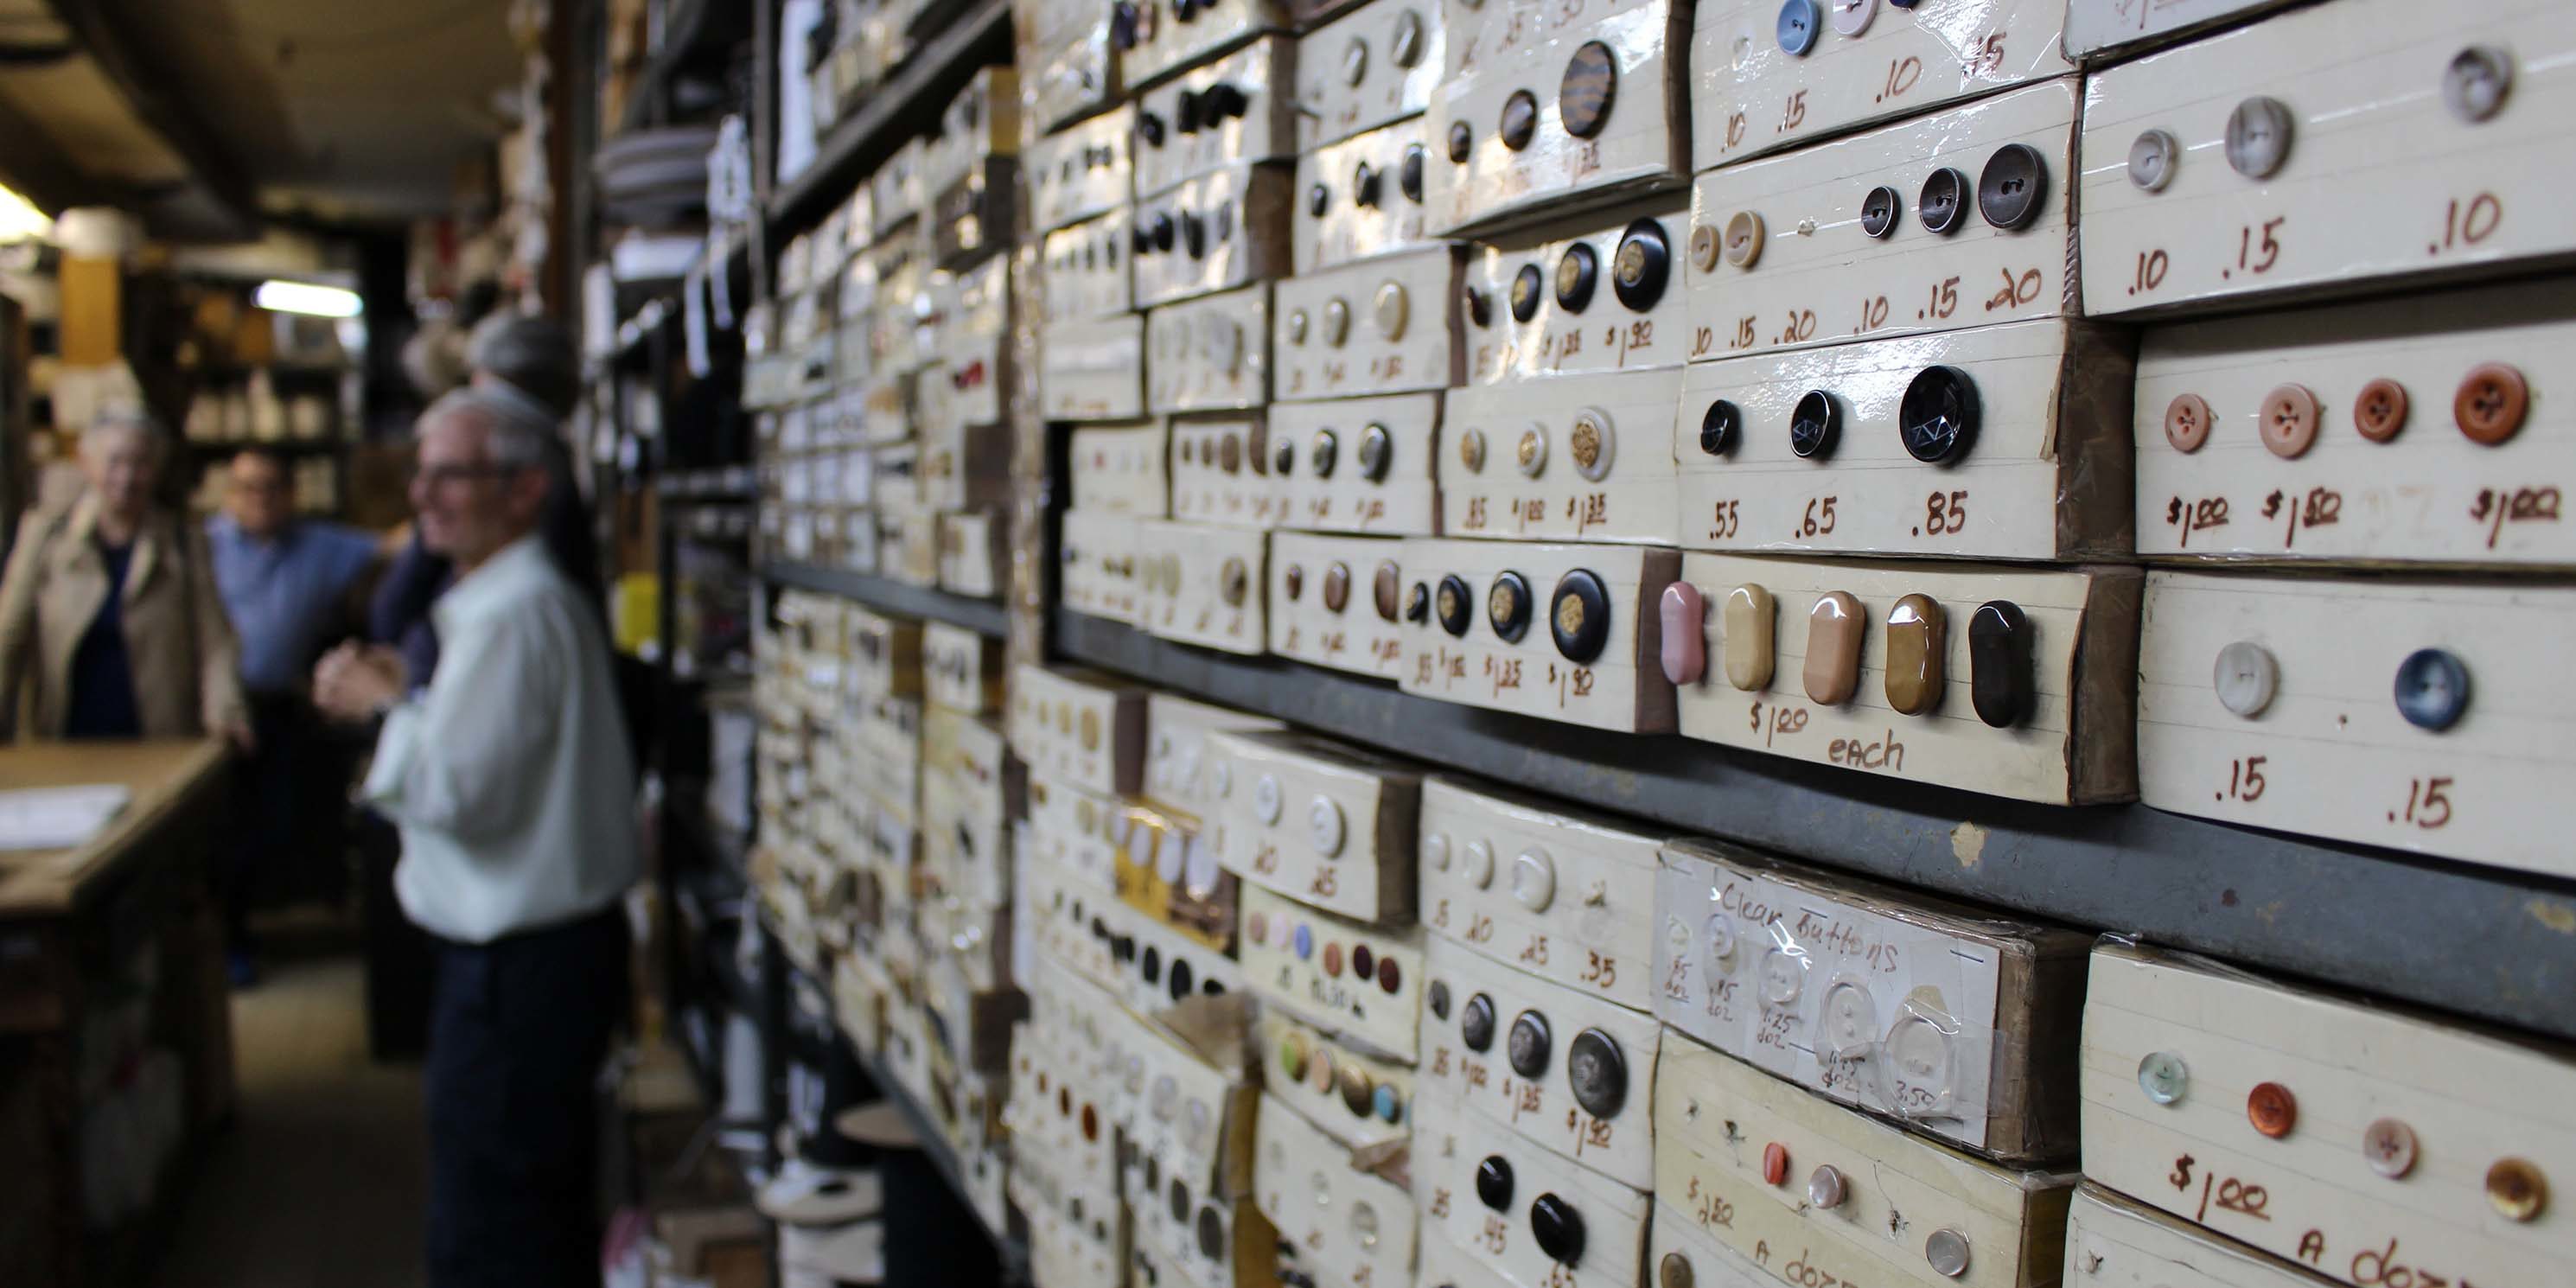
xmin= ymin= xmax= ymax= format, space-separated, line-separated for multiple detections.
xmin=0 ymin=411 xmax=251 ymax=745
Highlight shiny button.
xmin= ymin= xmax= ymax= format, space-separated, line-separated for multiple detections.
xmin=1401 ymin=144 xmax=1425 ymax=201
xmin=1776 ymin=0 xmax=1820 ymax=54
xmin=1884 ymin=594 xmax=1946 ymax=717
xmin=1407 ymin=582 xmax=1431 ymax=623
xmin=1758 ymin=947 xmax=1805 ymax=1005
xmin=1511 ymin=847 xmax=1556 ymax=911
xmin=1509 ymin=263 xmax=1546 ymax=322
xmin=1859 ymin=185 xmax=1901 ymax=239
xmin=1699 ymin=399 xmax=1743 ymax=456
xmin=1308 ymin=795 xmax=1346 ymax=858
xmin=1508 ymin=1011 xmax=1552 ymax=1077
xmin=1559 ymin=41 xmax=1618 ymax=140
xmin=1462 ymin=992 xmax=1497 ymax=1050
xmin=1429 ymin=979 xmax=1452 ymax=1018
xmin=1449 ymin=119 xmax=1474 ymax=163
xmin=1968 ymin=600 xmax=2031 ymax=728
xmin=1568 ymin=1028 xmax=1627 ymax=1119
xmin=1323 ymin=296 xmax=1352 ymax=348
xmin=2247 ymin=1081 xmax=2297 ymax=1138
xmin=1516 ymin=424 xmax=1548 ymax=477
xmin=1377 ymin=955 xmax=1400 ymax=993
xmin=2127 ymin=129 xmax=2180 ymax=192
xmin=1925 ymin=1228 xmax=1971 ymax=1278
xmin=1661 ymin=1252 xmax=1695 ymax=1288
xmin=1283 ymin=564 xmax=1306 ymax=601
xmin=1661 ymin=583 xmax=1707 ymax=685
xmin=1722 ymin=211 xmax=1763 ymax=268
xmin=1285 ymin=309 xmax=1310 ymax=346
xmin=1489 ymin=571 xmax=1534 ymax=642
xmin=1342 ymin=36 xmax=1369 ymax=85
xmin=1276 ymin=437 xmax=1298 ymax=476
xmin=1761 ymin=1141 xmax=1790 ymax=1185
xmin=1808 ymin=1165 xmax=1846 ymax=1209
xmin=1789 ymin=390 xmax=1840 ymax=459
xmin=1309 ymin=182 xmax=1331 ymax=217
xmin=1829 ymin=0 xmax=1874 ymax=35
xmin=1702 ymin=912 xmax=1738 ymax=973
xmin=1900 ymin=365 xmax=1980 ymax=463
xmin=2444 ymin=46 xmax=2513 ymax=124
xmin=1723 ymin=584 xmax=1777 ymax=692
xmin=1352 ymin=160 xmax=1381 ymax=208
xmin=1500 ymin=90 xmax=1540 ymax=151
xmin=2225 ymin=97 xmax=2294 ymax=178
xmin=1917 ymin=168 xmax=1967 ymax=235
xmin=1689 ymin=224 xmax=1720 ymax=271
xmin=1531 ymin=1194 xmax=1585 ymax=1266
xmin=1464 ymin=838 xmax=1495 ymax=888
xmin=1338 ymin=1062 xmax=1374 ymax=1115
xmin=1976 ymin=143 xmax=2048 ymax=231
xmin=2363 ymin=1118 xmax=2418 ymax=1179
xmin=2137 ymin=1050 xmax=2189 ymax=1104
xmin=2260 ymin=383 xmax=2320 ymax=459
xmin=1437 ymin=573 xmax=1474 ymax=636
xmin=1313 ymin=429 xmax=1342 ymax=479
xmin=2394 ymin=647 xmax=2470 ymax=731
xmin=1551 ymin=573 xmax=1610 ymax=662
xmin=1476 ymin=1155 xmax=1514 ymax=1211
xmin=1358 ymin=424 xmax=1393 ymax=482
xmin=2488 ymin=1158 xmax=2547 ymax=1221
xmin=1374 ymin=559 xmax=1401 ymax=620
xmin=2354 ymin=378 xmax=2409 ymax=443
xmin=1556 ymin=243 xmax=1599 ymax=312
xmin=1570 ymin=408 xmax=1614 ymax=481
xmin=1393 ymin=10 xmax=1426 ymax=66
xmin=1613 ymin=219 xmax=1670 ymax=309
xmin=2454 ymin=362 xmax=2528 ymax=444
xmin=1375 ymin=1085 xmax=1402 ymax=1122
xmin=2165 ymin=392 xmax=2213 ymax=453
xmin=1373 ymin=282 xmax=1409 ymax=339
xmin=2213 ymin=640 xmax=2280 ymax=718
xmin=1458 ymin=427 xmax=1488 ymax=474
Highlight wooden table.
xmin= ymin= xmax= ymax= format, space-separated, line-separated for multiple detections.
xmin=0 ymin=739 xmax=236 ymax=1287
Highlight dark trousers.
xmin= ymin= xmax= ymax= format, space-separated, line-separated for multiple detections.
xmin=425 ymin=905 xmax=628 ymax=1288
xmin=222 ymin=692 xmax=354 ymax=944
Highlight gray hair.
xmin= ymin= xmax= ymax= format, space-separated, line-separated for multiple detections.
xmin=80 ymin=408 xmax=166 ymax=464
xmin=467 ymin=313 xmax=580 ymax=419
xmin=420 ymin=386 xmax=559 ymax=474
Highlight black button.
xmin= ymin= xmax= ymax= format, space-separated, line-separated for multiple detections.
xmin=1274 ymin=439 xmax=1297 ymax=476
xmin=1611 ymin=219 xmax=1670 ymax=311
xmin=1353 ymin=161 xmax=1381 ymax=208
xmin=1860 ymin=184 xmax=1901 ymax=239
xmin=1170 ymin=1178 xmax=1191 ymax=1224
xmin=1555 ymin=244 xmax=1598 ymax=313
xmin=1489 ymin=571 xmax=1533 ymax=642
xmin=1507 ymin=1010 xmax=1551 ymax=1077
xmin=1428 ymin=980 xmax=1451 ymax=1020
xmin=1436 ymin=574 xmax=1473 ymax=636
xmin=1181 ymin=213 xmax=1207 ymax=258
xmin=1203 ymin=82 xmax=1248 ymax=118
xmin=1567 ymin=1028 xmax=1628 ymax=1119
xmin=1898 ymin=366 xmax=1979 ymax=464
xmin=1475 ymin=1155 xmax=1514 ymax=1211
xmin=1401 ymin=145 xmax=1426 ymax=201
xmin=1311 ymin=429 xmax=1339 ymax=478
xmin=1559 ymin=41 xmax=1617 ymax=139
xmin=1141 ymin=944 xmax=1162 ymax=983
xmin=1699 ymin=399 xmax=1743 ymax=456
xmin=1531 ymin=1194 xmax=1586 ymax=1266
xmin=1174 ymin=90 xmax=1201 ymax=134
xmin=1407 ymin=582 xmax=1432 ymax=624
xmin=1309 ymin=183 xmax=1330 ymax=217
xmin=1132 ymin=225 xmax=1152 ymax=255
xmin=1151 ymin=213 xmax=1176 ymax=252
xmin=1462 ymin=284 xmax=1492 ymax=328
xmin=1196 ymin=1206 xmax=1224 ymax=1259
xmin=1448 ymin=119 xmax=1473 ymax=163
xmin=1550 ymin=571 xmax=1610 ymax=664
xmin=1500 ymin=89 xmax=1540 ymax=151
xmin=1461 ymin=991 xmax=1497 ymax=1049
xmin=1918 ymin=167 xmax=1967 ymax=235
xmin=1976 ymin=143 xmax=2048 ymax=231
xmin=1967 ymin=601 xmax=2031 ymax=729
xmin=1789 ymin=390 xmax=1840 ymax=460
xmin=1358 ymin=424 xmax=1393 ymax=481
xmin=1510 ymin=264 xmax=1545 ymax=322
xmin=2394 ymin=647 xmax=2471 ymax=731
xmin=1169 ymin=958 xmax=1194 ymax=999
xmin=1140 ymin=112 xmax=1167 ymax=147
xmin=1170 ymin=0 xmax=1196 ymax=21
xmin=1113 ymin=934 xmax=1137 ymax=961
xmin=1111 ymin=1 xmax=1139 ymax=49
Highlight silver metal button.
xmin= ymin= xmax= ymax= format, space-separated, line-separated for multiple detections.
xmin=1925 ymin=1228 xmax=1971 ymax=1278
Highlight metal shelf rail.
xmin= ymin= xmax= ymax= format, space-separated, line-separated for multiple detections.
xmin=762 ymin=561 xmax=1012 ymax=637
xmin=765 ymin=0 xmax=1014 ymax=235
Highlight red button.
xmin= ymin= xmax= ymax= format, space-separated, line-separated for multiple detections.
xmin=1377 ymin=956 xmax=1401 ymax=993
xmin=1761 ymin=1142 xmax=1789 ymax=1185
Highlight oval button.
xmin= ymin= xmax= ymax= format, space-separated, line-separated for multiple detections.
xmin=1510 ymin=263 xmax=1545 ymax=322
xmin=1449 ymin=118 xmax=1474 ymax=163
xmin=1476 ymin=1154 xmax=1514 ymax=1210
xmin=1464 ymin=838 xmax=1495 ymax=888
xmin=1511 ymin=847 xmax=1556 ymax=911
xmin=1307 ymin=795 xmax=1346 ymax=857
xmin=1803 ymin=592 xmax=1865 ymax=706
xmin=1531 ymin=1193 xmax=1585 ymax=1266
xmin=1884 ymin=593 xmax=1947 ymax=717
xmin=1723 ymin=583 xmax=1777 ymax=692
xmin=1322 ymin=559 xmax=1351 ymax=611
xmin=1967 ymin=601 xmax=2032 ymax=728
xmin=1559 ymin=41 xmax=1617 ymax=140
xmin=1373 ymin=282 xmax=1409 ymax=339
xmin=1661 ymin=582 xmax=1708 ymax=685
xmin=1359 ymin=424 xmax=1393 ymax=481
xmin=1499 ymin=90 xmax=1539 ymax=151
xmin=1374 ymin=559 xmax=1402 ymax=620
xmin=1323 ymin=297 xmax=1352 ymax=348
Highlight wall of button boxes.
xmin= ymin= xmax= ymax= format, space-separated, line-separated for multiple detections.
xmin=741 ymin=0 xmax=2576 ymax=1285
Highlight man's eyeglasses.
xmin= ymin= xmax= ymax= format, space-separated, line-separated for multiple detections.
xmin=417 ymin=462 xmax=524 ymax=488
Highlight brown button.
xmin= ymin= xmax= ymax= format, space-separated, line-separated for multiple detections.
xmin=1374 ymin=561 xmax=1401 ymax=621
xmin=1723 ymin=584 xmax=1776 ymax=691
xmin=1338 ymin=1062 xmax=1374 ymax=1114
xmin=1760 ymin=1141 xmax=1789 ymax=1185
xmin=1220 ymin=433 xmax=1242 ymax=473
xmin=1688 ymin=224 xmax=1719 ymax=271
xmin=2165 ymin=393 xmax=2213 ymax=453
xmin=1284 ymin=564 xmax=1305 ymax=600
xmin=1884 ymin=594 xmax=1946 ymax=717
xmin=2353 ymin=378 xmax=2409 ymax=443
xmin=2259 ymin=384 xmax=2320 ymax=459
xmin=1803 ymin=591 xmax=1864 ymax=706
xmin=2455 ymin=362 xmax=2529 ymax=445
xmin=2247 ymin=1081 xmax=2297 ymax=1138
xmin=2488 ymin=1157 xmax=2548 ymax=1221
xmin=1322 ymin=941 xmax=1344 ymax=976
xmin=1222 ymin=557 xmax=1250 ymax=606
xmin=1323 ymin=562 xmax=1352 ymax=612
xmin=1081 ymin=708 xmax=1102 ymax=749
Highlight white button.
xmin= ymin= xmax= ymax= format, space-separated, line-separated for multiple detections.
xmin=1828 ymin=0 xmax=1874 ymax=36
xmin=1203 ymin=317 xmax=1243 ymax=373
xmin=1702 ymin=914 xmax=1738 ymax=976
xmin=1464 ymin=839 xmax=1496 ymax=889
xmin=1126 ymin=820 xmax=1155 ymax=867
xmin=1252 ymin=774 xmax=1283 ymax=823
xmin=1570 ymin=407 xmax=1615 ymax=481
xmin=1885 ymin=1014 xmax=1954 ymax=1104
xmin=1156 ymin=826 xmax=1188 ymax=883
xmin=1287 ymin=308 xmax=1310 ymax=345
xmin=1307 ymin=795 xmax=1347 ymax=857
xmin=1211 ymin=761 xmax=1233 ymax=795
xmin=1373 ymin=282 xmax=1408 ymax=339
xmin=1425 ymin=833 xmax=1451 ymax=870
xmin=1515 ymin=424 xmax=1548 ymax=478
xmin=1323 ymin=297 xmax=1352 ymax=347
xmin=1183 ymin=833 xmax=1221 ymax=892
xmin=1511 ymin=848 xmax=1557 ymax=911
xmin=2213 ymin=641 xmax=2279 ymax=718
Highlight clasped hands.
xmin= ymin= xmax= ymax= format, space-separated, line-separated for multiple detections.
xmin=315 ymin=642 xmax=411 ymax=723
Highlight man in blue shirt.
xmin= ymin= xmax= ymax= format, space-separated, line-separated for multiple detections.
xmin=207 ymin=447 xmax=382 ymax=983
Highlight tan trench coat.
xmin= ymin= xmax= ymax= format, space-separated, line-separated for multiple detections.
xmin=0 ymin=493 xmax=248 ymax=742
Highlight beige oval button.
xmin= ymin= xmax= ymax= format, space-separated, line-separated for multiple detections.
xmin=2260 ymin=383 xmax=2320 ymax=459
xmin=1373 ymin=281 xmax=1409 ymax=339
xmin=1286 ymin=308 xmax=1310 ymax=345
xmin=1803 ymin=591 xmax=1865 ymax=705
xmin=1883 ymin=593 xmax=1946 ymax=717
xmin=1723 ymin=584 xmax=1776 ymax=691
xmin=1723 ymin=211 xmax=1763 ymax=267
xmin=1323 ymin=297 xmax=1353 ymax=347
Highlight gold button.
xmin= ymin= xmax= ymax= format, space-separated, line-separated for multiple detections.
xmin=1080 ymin=707 xmax=1102 ymax=750
xmin=2246 ymin=1081 xmax=2297 ymax=1138
xmin=1338 ymin=1062 xmax=1374 ymax=1115
xmin=2488 ymin=1157 xmax=2548 ymax=1221
xmin=1459 ymin=427 xmax=1487 ymax=474
xmin=1515 ymin=425 xmax=1547 ymax=477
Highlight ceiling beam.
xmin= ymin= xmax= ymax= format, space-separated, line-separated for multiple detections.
xmin=0 ymin=88 xmax=115 ymax=214
xmin=42 ymin=0 xmax=259 ymax=235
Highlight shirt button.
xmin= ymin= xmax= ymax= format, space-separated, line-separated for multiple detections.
xmin=1499 ymin=89 xmax=1540 ymax=151
xmin=1559 ymin=41 xmax=1617 ymax=140
xmin=2442 ymin=46 xmax=2514 ymax=124
xmin=1701 ymin=912 xmax=1738 ymax=973
xmin=2137 ymin=1050 xmax=2190 ymax=1104
xmin=2213 ymin=641 xmax=2280 ymax=718
xmin=1699 ymin=399 xmax=1743 ymax=456
xmin=1722 ymin=210 xmax=1764 ymax=268
xmin=1789 ymin=389 xmax=1841 ymax=459
xmin=2260 ymin=383 xmax=2320 ymax=458
xmin=1660 ymin=582 xmax=1707 ymax=685
xmin=1899 ymin=365 xmax=1980 ymax=463
xmin=1309 ymin=794 xmax=1346 ymax=857
xmin=2165 ymin=392 xmax=2213 ymax=453
xmin=2453 ymin=362 xmax=2528 ymax=444
xmin=2225 ymin=96 xmax=2295 ymax=178
xmin=1759 ymin=945 xmax=1807 ymax=1005
xmin=1975 ymin=143 xmax=2049 ymax=231
xmin=1829 ymin=0 xmax=1875 ymax=36
xmin=2127 ymin=129 xmax=2180 ymax=192
xmin=2394 ymin=647 xmax=2471 ymax=731
xmin=2487 ymin=1158 xmax=2548 ymax=1221
xmin=2362 ymin=1118 xmax=2418 ymax=1179
xmin=1253 ymin=774 xmax=1284 ymax=823
xmin=1859 ymin=184 xmax=1902 ymax=239
xmin=1776 ymin=0 xmax=1820 ymax=54
xmin=2353 ymin=378 xmax=2409 ymax=443
xmin=2247 ymin=1081 xmax=2298 ymax=1138
xmin=1689 ymin=223 xmax=1721 ymax=271
xmin=1568 ymin=1028 xmax=1627 ymax=1119
xmin=1917 ymin=167 xmax=1967 ymax=235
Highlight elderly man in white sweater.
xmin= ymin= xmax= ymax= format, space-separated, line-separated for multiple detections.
xmin=316 ymin=385 xmax=637 ymax=1287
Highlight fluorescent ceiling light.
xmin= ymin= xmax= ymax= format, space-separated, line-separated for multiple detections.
xmin=256 ymin=279 xmax=363 ymax=317
xmin=0 ymin=183 xmax=50 ymax=243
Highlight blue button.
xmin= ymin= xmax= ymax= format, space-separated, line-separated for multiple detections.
xmin=1374 ymin=1086 xmax=1403 ymax=1123
xmin=2394 ymin=648 xmax=2471 ymax=731
xmin=1776 ymin=0 xmax=1820 ymax=54
xmin=1292 ymin=923 xmax=1314 ymax=960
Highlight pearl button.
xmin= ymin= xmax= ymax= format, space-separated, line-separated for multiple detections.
xmin=2137 ymin=1051 xmax=2189 ymax=1105
xmin=1808 ymin=1164 xmax=1846 ymax=1209
xmin=2362 ymin=1118 xmax=2418 ymax=1178
xmin=1373 ymin=281 xmax=1408 ymax=339
xmin=1307 ymin=795 xmax=1346 ymax=857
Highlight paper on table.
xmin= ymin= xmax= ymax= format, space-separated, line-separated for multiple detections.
xmin=0 ymin=784 xmax=133 ymax=853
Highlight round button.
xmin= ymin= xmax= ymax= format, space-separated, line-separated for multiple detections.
xmin=1722 ymin=211 xmax=1763 ymax=268
xmin=1511 ymin=848 xmax=1557 ymax=911
xmin=1925 ymin=1228 xmax=1971 ymax=1278
xmin=1323 ymin=296 xmax=1353 ymax=348
xmin=1358 ymin=425 xmax=1394 ymax=483
xmin=2363 ymin=1118 xmax=2418 ymax=1179
xmin=1449 ymin=119 xmax=1474 ymax=163
xmin=1462 ymin=992 xmax=1498 ymax=1051
xmin=1374 ymin=559 xmax=1401 ymax=620
xmin=1808 ymin=1164 xmax=1846 ymax=1209
xmin=1500 ymin=90 xmax=1540 ymax=151
xmin=1510 ymin=263 xmax=1546 ymax=322
xmin=1401 ymin=143 xmax=1426 ymax=202
xmin=1776 ymin=0 xmax=1820 ymax=54
xmin=1918 ymin=168 xmax=1967 ymax=235
xmin=1759 ymin=947 xmax=1804 ymax=1006
xmin=2137 ymin=1051 xmax=2189 ymax=1105
xmin=1761 ymin=1142 xmax=1790 ymax=1185
xmin=1508 ymin=1011 xmax=1552 ymax=1077
xmin=1374 ymin=281 xmax=1410 ymax=339
xmin=1820 ymin=981 xmax=1877 ymax=1055
xmin=2225 ymin=96 xmax=2294 ymax=178
xmin=1275 ymin=437 xmax=1298 ymax=476
xmin=1476 ymin=1155 xmax=1514 ymax=1210
xmin=1570 ymin=408 xmax=1615 ymax=481
xmin=1531 ymin=1194 xmax=1585 ymax=1266
xmin=1551 ymin=569 xmax=1611 ymax=664
xmin=1859 ymin=185 xmax=1901 ymax=239
xmin=1425 ymin=834 xmax=1451 ymax=875
xmin=2394 ymin=647 xmax=2470 ymax=731
xmin=1559 ymin=41 xmax=1618 ymax=140
xmin=2259 ymin=383 xmax=2320 ymax=459
xmin=1689 ymin=223 xmax=1720 ymax=271
xmin=2488 ymin=1158 xmax=2547 ymax=1222
xmin=1976 ymin=143 xmax=2049 ymax=231
xmin=1338 ymin=1062 xmax=1373 ymax=1115
xmin=2354 ymin=378 xmax=2409 ymax=443
xmin=1342 ymin=36 xmax=1369 ymax=86
xmin=2247 ymin=1081 xmax=2298 ymax=1138
xmin=1308 ymin=795 xmax=1347 ymax=857
xmin=1789 ymin=389 xmax=1840 ymax=459
xmin=1253 ymin=774 xmax=1284 ymax=823
xmin=1458 ymin=427 xmax=1488 ymax=474
xmin=1702 ymin=913 xmax=1738 ymax=973
xmin=1899 ymin=365 xmax=1980 ymax=464
xmin=2454 ymin=362 xmax=2528 ymax=444
xmin=1556 ymin=243 xmax=1599 ymax=312
xmin=1661 ymin=1253 xmax=1695 ymax=1288
xmin=1313 ymin=429 xmax=1342 ymax=479
xmin=1516 ymin=424 xmax=1549 ymax=477
xmin=1285 ymin=308 xmax=1310 ymax=346
xmin=2128 ymin=129 xmax=2180 ymax=192
xmin=1393 ymin=10 xmax=1425 ymax=66
xmin=2444 ymin=46 xmax=2513 ymax=124
xmin=1464 ymin=839 xmax=1496 ymax=889
xmin=2164 ymin=392 xmax=2213 ymax=453
xmin=1699 ymin=399 xmax=1743 ymax=456
xmin=1437 ymin=573 xmax=1475 ymax=636
xmin=1568 ymin=1028 xmax=1627 ymax=1119
xmin=1489 ymin=571 xmax=1534 ymax=641
xmin=1612 ymin=219 xmax=1670 ymax=310
xmin=2213 ymin=641 xmax=2280 ymax=718
xmin=1829 ymin=0 xmax=1875 ymax=36
xmin=1406 ymin=582 xmax=1431 ymax=623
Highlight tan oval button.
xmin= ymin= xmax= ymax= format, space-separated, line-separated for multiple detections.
xmin=1659 ymin=1252 xmax=1694 ymax=1288
xmin=2353 ymin=378 xmax=2409 ymax=443
xmin=2455 ymin=362 xmax=2529 ymax=444
xmin=1323 ymin=562 xmax=1352 ymax=612
xmin=1373 ymin=281 xmax=1409 ymax=339
xmin=1688 ymin=224 xmax=1719 ymax=271
xmin=1803 ymin=591 xmax=1865 ymax=706
xmin=2165 ymin=393 xmax=2213 ymax=453
xmin=1723 ymin=211 xmax=1763 ymax=268
xmin=1723 ymin=584 xmax=1776 ymax=691
xmin=1080 ymin=708 xmax=1102 ymax=749
xmin=2488 ymin=1157 xmax=2548 ymax=1221
xmin=2247 ymin=1081 xmax=2297 ymax=1138
xmin=1884 ymin=593 xmax=1946 ymax=717
xmin=2260 ymin=384 xmax=2320 ymax=459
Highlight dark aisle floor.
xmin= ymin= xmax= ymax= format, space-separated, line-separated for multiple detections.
xmin=154 ymin=916 xmax=429 ymax=1288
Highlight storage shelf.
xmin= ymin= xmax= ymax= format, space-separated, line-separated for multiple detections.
xmin=1051 ymin=608 xmax=2576 ymax=1043
xmin=763 ymin=561 xmax=1011 ymax=637
xmin=764 ymin=0 xmax=1013 ymax=237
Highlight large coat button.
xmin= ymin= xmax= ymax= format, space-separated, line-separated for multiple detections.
xmin=1789 ymin=390 xmax=1841 ymax=459
xmin=1556 ymin=243 xmax=1598 ymax=313
xmin=1499 ymin=89 xmax=1540 ymax=151
xmin=1567 ymin=1028 xmax=1628 ymax=1119
xmin=1559 ymin=41 xmax=1617 ymax=140
xmin=1802 ymin=591 xmax=1865 ymax=705
xmin=1476 ymin=1155 xmax=1514 ymax=1210
xmin=1461 ymin=992 xmax=1497 ymax=1050
xmin=1612 ymin=219 xmax=1670 ymax=310
xmin=1437 ymin=574 xmax=1474 ymax=636
xmin=1975 ymin=143 xmax=2048 ymax=231
xmin=1899 ymin=366 xmax=1979 ymax=463
xmin=1507 ymin=1010 xmax=1551 ymax=1077
xmin=1489 ymin=571 xmax=1533 ymax=642
xmin=2394 ymin=647 xmax=2470 ymax=731
xmin=1967 ymin=601 xmax=2031 ymax=728
xmin=1531 ymin=1194 xmax=1586 ymax=1266
xmin=1551 ymin=570 xmax=1611 ymax=663
xmin=1884 ymin=594 xmax=1947 ymax=716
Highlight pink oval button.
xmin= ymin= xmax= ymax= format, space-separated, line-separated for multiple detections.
xmin=1661 ymin=582 xmax=1707 ymax=685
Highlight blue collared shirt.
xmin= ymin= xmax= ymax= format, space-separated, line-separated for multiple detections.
xmin=206 ymin=514 xmax=379 ymax=693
